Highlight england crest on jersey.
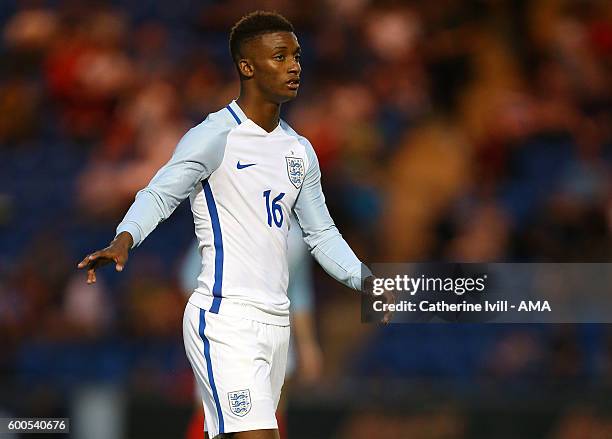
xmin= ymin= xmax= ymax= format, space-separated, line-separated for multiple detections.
xmin=228 ymin=389 xmax=251 ymax=417
xmin=286 ymin=157 xmax=305 ymax=188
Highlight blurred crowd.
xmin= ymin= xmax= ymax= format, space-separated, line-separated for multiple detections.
xmin=0 ymin=0 xmax=611 ymax=436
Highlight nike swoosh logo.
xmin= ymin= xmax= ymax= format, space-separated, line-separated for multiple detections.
xmin=237 ymin=161 xmax=256 ymax=169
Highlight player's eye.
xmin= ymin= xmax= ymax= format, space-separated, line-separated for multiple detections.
xmin=274 ymin=54 xmax=285 ymax=61
xmin=295 ymin=54 xmax=301 ymax=62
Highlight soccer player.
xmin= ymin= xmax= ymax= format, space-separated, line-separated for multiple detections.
xmin=78 ymin=11 xmax=392 ymax=439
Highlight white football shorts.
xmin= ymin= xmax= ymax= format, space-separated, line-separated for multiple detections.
xmin=183 ymin=302 xmax=290 ymax=438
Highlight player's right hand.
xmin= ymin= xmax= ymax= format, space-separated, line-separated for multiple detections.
xmin=77 ymin=231 xmax=133 ymax=284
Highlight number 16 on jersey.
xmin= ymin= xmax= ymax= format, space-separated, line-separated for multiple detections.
xmin=263 ymin=190 xmax=285 ymax=227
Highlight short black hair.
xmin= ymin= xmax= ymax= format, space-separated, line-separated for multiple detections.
xmin=229 ymin=11 xmax=294 ymax=63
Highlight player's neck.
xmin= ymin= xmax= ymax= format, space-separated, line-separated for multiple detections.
xmin=236 ymin=94 xmax=281 ymax=133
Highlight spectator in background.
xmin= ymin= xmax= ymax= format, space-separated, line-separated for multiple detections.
xmin=44 ymin=8 xmax=134 ymax=142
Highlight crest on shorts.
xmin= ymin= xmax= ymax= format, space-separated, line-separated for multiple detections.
xmin=228 ymin=389 xmax=251 ymax=417
xmin=285 ymin=157 xmax=305 ymax=189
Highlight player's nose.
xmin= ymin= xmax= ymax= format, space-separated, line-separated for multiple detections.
xmin=288 ymin=60 xmax=300 ymax=75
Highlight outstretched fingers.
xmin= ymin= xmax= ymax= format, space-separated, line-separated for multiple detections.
xmin=78 ymin=252 xmax=102 ymax=284
xmin=77 ymin=250 xmax=117 ymax=284
xmin=77 ymin=237 xmax=131 ymax=285
xmin=78 ymin=251 xmax=100 ymax=269
xmin=114 ymin=254 xmax=125 ymax=272
xmin=87 ymin=266 xmax=97 ymax=284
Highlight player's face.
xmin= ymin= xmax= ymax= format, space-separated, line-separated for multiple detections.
xmin=247 ymin=32 xmax=301 ymax=103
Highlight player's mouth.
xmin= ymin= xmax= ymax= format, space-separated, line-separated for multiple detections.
xmin=287 ymin=78 xmax=300 ymax=90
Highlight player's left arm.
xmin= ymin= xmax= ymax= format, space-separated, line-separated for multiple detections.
xmin=292 ymin=143 xmax=394 ymax=322
xmin=293 ymin=140 xmax=391 ymax=300
xmin=292 ymin=144 xmax=366 ymax=290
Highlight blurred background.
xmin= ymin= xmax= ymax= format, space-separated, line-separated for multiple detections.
xmin=0 ymin=0 xmax=611 ymax=438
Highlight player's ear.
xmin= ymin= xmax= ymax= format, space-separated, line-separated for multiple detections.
xmin=238 ymin=58 xmax=254 ymax=78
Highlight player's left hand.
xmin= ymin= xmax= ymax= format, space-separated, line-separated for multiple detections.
xmin=364 ymin=276 xmax=395 ymax=324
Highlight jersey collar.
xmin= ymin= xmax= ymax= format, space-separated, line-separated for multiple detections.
xmin=228 ymin=100 xmax=248 ymax=124
xmin=230 ymin=100 xmax=284 ymax=135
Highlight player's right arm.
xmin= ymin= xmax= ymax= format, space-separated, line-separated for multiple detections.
xmin=77 ymin=231 xmax=133 ymax=284
xmin=77 ymin=121 xmax=228 ymax=283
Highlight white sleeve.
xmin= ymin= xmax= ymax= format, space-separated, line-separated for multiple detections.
xmin=292 ymin=139 xmax=371 ymax=291
xmin=116 ymin=122 xmax=229 ymax=248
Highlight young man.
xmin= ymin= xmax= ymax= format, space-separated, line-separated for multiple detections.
xmin=78 ymin=11 xmax=391 ymax=439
